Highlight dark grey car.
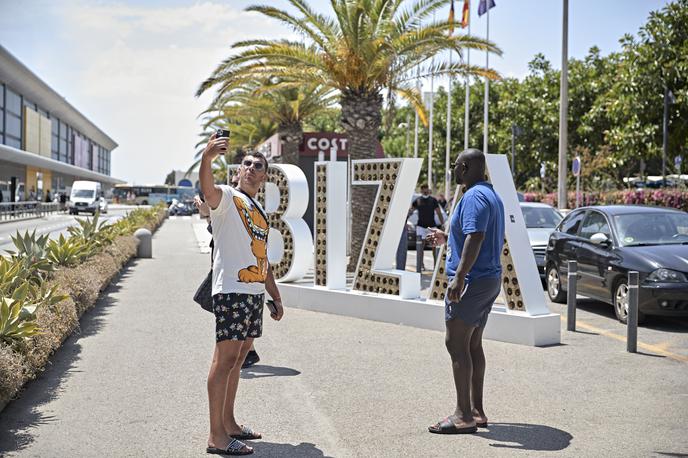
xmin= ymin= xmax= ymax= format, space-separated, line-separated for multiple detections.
xmin=545 ymin=205 xmax=688 ymax=323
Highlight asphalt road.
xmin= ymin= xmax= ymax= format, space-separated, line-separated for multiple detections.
xmin=0 ymin=205 xmax=136 ymax=254
xmin=0 ymin=217 xmax=686 ymax=457
xmin=408 ymin=249 xmax=688 ymax=362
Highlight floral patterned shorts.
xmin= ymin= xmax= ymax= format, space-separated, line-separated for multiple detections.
xmin=212 ymin=292 xmax=264 ymax=342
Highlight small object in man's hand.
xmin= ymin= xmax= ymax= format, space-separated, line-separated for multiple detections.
xmin=266 ymin=299 xmax=278 ymax=316
xmin=216 ymin=129 xmax=230 ymax=139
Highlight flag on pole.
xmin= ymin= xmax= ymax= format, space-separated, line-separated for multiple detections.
xmin=478 ymin=0 xmax=495 ymax=16
xmin=448 ymin=0 xmax=455 ymax=35
xmin=461 ymin=0 xmax=470 ymax=28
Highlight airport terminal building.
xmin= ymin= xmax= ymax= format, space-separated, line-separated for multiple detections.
xmin=0 ymin=45 xmax=123 ymax=202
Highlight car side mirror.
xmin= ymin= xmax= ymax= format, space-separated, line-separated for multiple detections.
xmin=590 ymin=232 xmax=611 ymax=246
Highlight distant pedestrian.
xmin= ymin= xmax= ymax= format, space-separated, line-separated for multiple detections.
xmin=426 ymin=148 xmax=505 ymax=435
xmin=436 ymin=193 xmax=448 ymax=210
xmin=45 ymin=190 xmax=52 ymax=202
xmin=199 ymin=133 xmax=283 ymax=456
xmin=410 ymin=184 xmax=445 ymax=270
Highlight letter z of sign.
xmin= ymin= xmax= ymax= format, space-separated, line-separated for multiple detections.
xmin=351 ymin=158 xmax=422 ymax=299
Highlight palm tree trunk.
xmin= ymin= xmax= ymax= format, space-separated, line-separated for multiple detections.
xmin=277 ymin=122 xmax=303 ymax=165
xmin=340 ymin=89 xmax=383 ymax=272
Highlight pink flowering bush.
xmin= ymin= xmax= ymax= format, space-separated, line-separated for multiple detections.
xmin=523 ymin=189 xmax=688 ymax=212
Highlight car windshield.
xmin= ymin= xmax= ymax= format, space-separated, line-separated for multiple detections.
xmin=521 ymin=206 xmax=563 ymax=228
xmin=614 ymin=212 xmax=688 ymax=246
xmin=72 ymin=190 xmax=95 ymax=199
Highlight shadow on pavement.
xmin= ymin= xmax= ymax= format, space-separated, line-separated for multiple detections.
xmin=477 ymin=422 xmax=572 ymax=451
xmin=0 ymin=262 xmax=135 ymax=455
xmin=252 ymin=441 xmax=332 ymax=457
xmin=575 ymin=299 xmax=617 ymax=320
xmin=576 ymin=300 xmax=688 ymax=334
xmin=241 ymin=365 xmax=301 ymax=379
xmin=643 ymin=316 xmax=688 ymax=334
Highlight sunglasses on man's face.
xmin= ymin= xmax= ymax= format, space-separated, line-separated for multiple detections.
xmin=242 ymin=159 xmax=265 ymax=171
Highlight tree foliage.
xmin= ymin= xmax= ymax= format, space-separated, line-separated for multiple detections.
xmin=383 ymin=0 xmax=688 ymax=191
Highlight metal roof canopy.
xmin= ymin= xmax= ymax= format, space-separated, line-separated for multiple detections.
xmin=0 ymin=144 xmax=125 ymax=185
xmin=0 ymin=45 xmax=117 ymax=151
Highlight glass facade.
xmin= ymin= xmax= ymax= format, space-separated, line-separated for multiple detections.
xmin=5 ymin=86 xmax=22 ymax=149
xmin=0 ymin=84 xmax=4 ymax=143
xmin=0 ymin=81 xmax=111 ymax=175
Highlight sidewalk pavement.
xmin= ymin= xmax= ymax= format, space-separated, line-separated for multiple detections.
xmin=1 ymin=217 xmax=687 ymax=457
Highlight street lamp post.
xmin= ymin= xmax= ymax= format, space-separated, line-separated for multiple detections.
xmin=557 ymin=0 xmax=569 ymax=209
xmin=405 ymin=112 xmax=411 ymax=157
xmin=663 ymin=87 xmax=676 ymax=184
xmin=398 ymin=121 xmax=410 ymax=157
xmin=510 ymin=124 xmax=522 ymax=177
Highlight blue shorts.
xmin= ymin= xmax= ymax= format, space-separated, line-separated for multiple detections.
xmin=445 ymin=276 xmax=502 ymax=328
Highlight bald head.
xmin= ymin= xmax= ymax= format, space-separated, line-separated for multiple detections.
xmin=453 ymin=148 xmax=486 ymax=187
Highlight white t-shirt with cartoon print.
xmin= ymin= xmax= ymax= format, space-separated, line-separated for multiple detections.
xmin=209 ymin=185 xmax=269 ymax=296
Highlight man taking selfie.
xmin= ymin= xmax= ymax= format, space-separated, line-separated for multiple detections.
xmin=200 ymin=131 xmax=284 ymax=456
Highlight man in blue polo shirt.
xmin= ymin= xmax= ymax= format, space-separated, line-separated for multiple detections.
xmin=427 ymin=148 xmax=505 ymax=435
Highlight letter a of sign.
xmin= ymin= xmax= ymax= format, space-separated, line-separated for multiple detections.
xmin=351 ymin=158 xmax=422 ymax=299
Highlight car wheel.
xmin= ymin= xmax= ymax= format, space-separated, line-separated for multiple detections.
xmin=546 ymin=264 xmax=566 ymax=303
xmin=613 ymin=279 xmax=646 ymax=324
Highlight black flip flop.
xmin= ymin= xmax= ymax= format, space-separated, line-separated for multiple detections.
xmin=207 ymin=438 xmax=254 ymax=455
xmin=230 ymin=425 xmax=262 ymax=440
xmin=428 ymin=417 xmax=478 ymax=435
xmin=476 ymin=421 xmax=488 ymax=428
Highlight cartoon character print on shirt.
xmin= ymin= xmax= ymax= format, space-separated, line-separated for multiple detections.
xmin=233 ymin=195 xmax=269 ymax=283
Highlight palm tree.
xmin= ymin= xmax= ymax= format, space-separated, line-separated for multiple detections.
xmin=207 ymin=81 xmax=337 ymax=164
xmin=185 ymin=109 xmax=278 ymax=182
xmin=197 ymin=0 xmax=502 ymax=270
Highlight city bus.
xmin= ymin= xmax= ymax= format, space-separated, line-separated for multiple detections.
xmin=113 ymin=184 xmax=195 ymax=205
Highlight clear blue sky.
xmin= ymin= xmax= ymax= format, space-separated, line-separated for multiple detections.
xmin=0 ymin=0 xmax=670 ymax=183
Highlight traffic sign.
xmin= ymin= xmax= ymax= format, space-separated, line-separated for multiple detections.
xmin=675 ymin=156 xmax=683 ymax=168
xmin=572 ymin=156 xmax=581 ymax=177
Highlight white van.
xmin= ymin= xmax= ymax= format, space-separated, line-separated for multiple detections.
xmin=69 ymin=181 xmax=107 ymax=215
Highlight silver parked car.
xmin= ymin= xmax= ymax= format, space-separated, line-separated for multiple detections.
xmin=519 ymin=202 xmax=563 ymax=277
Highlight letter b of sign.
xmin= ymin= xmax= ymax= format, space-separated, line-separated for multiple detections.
xmin=229 ymin=164 xmax=313 ymax=282
xmin=257 ymin=164 xmax=313 ymax=282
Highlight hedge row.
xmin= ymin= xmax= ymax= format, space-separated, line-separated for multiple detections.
xmin=523 ymin=188 xmax=688 ymax=212
xmin=0 ymin=207 xmax=167 ymax=409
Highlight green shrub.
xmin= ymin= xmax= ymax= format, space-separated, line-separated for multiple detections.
xmin=47 ymin=234 xmax=94 ymax=267
xmin=0 ymin=297 xmax=41 ymax=342
xmin=5 ymin=230 xmax=53 ymax=278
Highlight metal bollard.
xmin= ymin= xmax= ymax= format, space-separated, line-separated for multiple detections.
xmin=567 ymin=260 xmax=577 ymax=331
xmin=415 ymin=235 xmax=424 ymax=273
xmin=134 ymin=228 xmax=152 ymax=258
xmin=627 ymin=271 xmax=639 ymax=353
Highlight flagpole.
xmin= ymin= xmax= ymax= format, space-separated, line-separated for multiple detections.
xmin=483 ymin=5 xmax=489 ymax=154
xmin=464 ymin=7 xmax=470 ymax=150
xmin=445 ymin=53 xmax=452 ymax=199
xmin=414 ymin=66 xmax=420 ymax=158
xmin=428 ymin=12 xmax=435 ymax=191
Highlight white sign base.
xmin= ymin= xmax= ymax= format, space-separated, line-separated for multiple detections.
xmin=277 ymin=282 xmax=561 ymax=347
